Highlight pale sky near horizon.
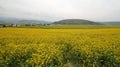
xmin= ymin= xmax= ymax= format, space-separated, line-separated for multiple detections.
xmin=0 ymin=0 xmax=120 ymax=21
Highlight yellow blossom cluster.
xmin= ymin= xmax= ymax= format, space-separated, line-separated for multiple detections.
xmin=0 ymin=28 xmax=120 ymax=67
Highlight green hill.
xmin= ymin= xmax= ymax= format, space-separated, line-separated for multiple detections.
xmin=53 ymin=19 xmax=103 ymax=25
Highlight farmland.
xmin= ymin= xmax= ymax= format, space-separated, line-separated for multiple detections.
xmin=0 ymin=27 xmax=120 ymax=67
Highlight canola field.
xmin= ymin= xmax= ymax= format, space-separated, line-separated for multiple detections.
xmin=0 ymin=28 xmax=120 ymax=67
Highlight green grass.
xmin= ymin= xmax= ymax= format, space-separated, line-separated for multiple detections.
xmin=17 ymin=25 xmax=120 ymax=29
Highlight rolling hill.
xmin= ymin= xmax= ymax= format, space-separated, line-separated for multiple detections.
xmin=53 ymin=19 xmax=103 ymax=25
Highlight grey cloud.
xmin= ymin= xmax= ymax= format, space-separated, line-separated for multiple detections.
xmin=0 ymin=0 xmax=120 ymax=21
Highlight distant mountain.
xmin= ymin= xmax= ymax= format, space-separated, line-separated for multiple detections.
xmin=53 ymin=19 xmax=103 ymax=25
xmin=102 ymin=22 xmax=120 ymax=25
xmin=0 ymin=17 xmax=50 ymax=24
xmin=18 ymin=20 xmax=50 ymax=24
xmin=0 ymin=17 xmax=20 ymax=24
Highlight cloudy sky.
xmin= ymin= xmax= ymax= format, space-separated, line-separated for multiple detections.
xmin=0 ymin=0 xmax=120 ymax=21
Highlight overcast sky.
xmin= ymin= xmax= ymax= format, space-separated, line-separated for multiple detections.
xmin=0 ymin=0 xmax=120 ymax=21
